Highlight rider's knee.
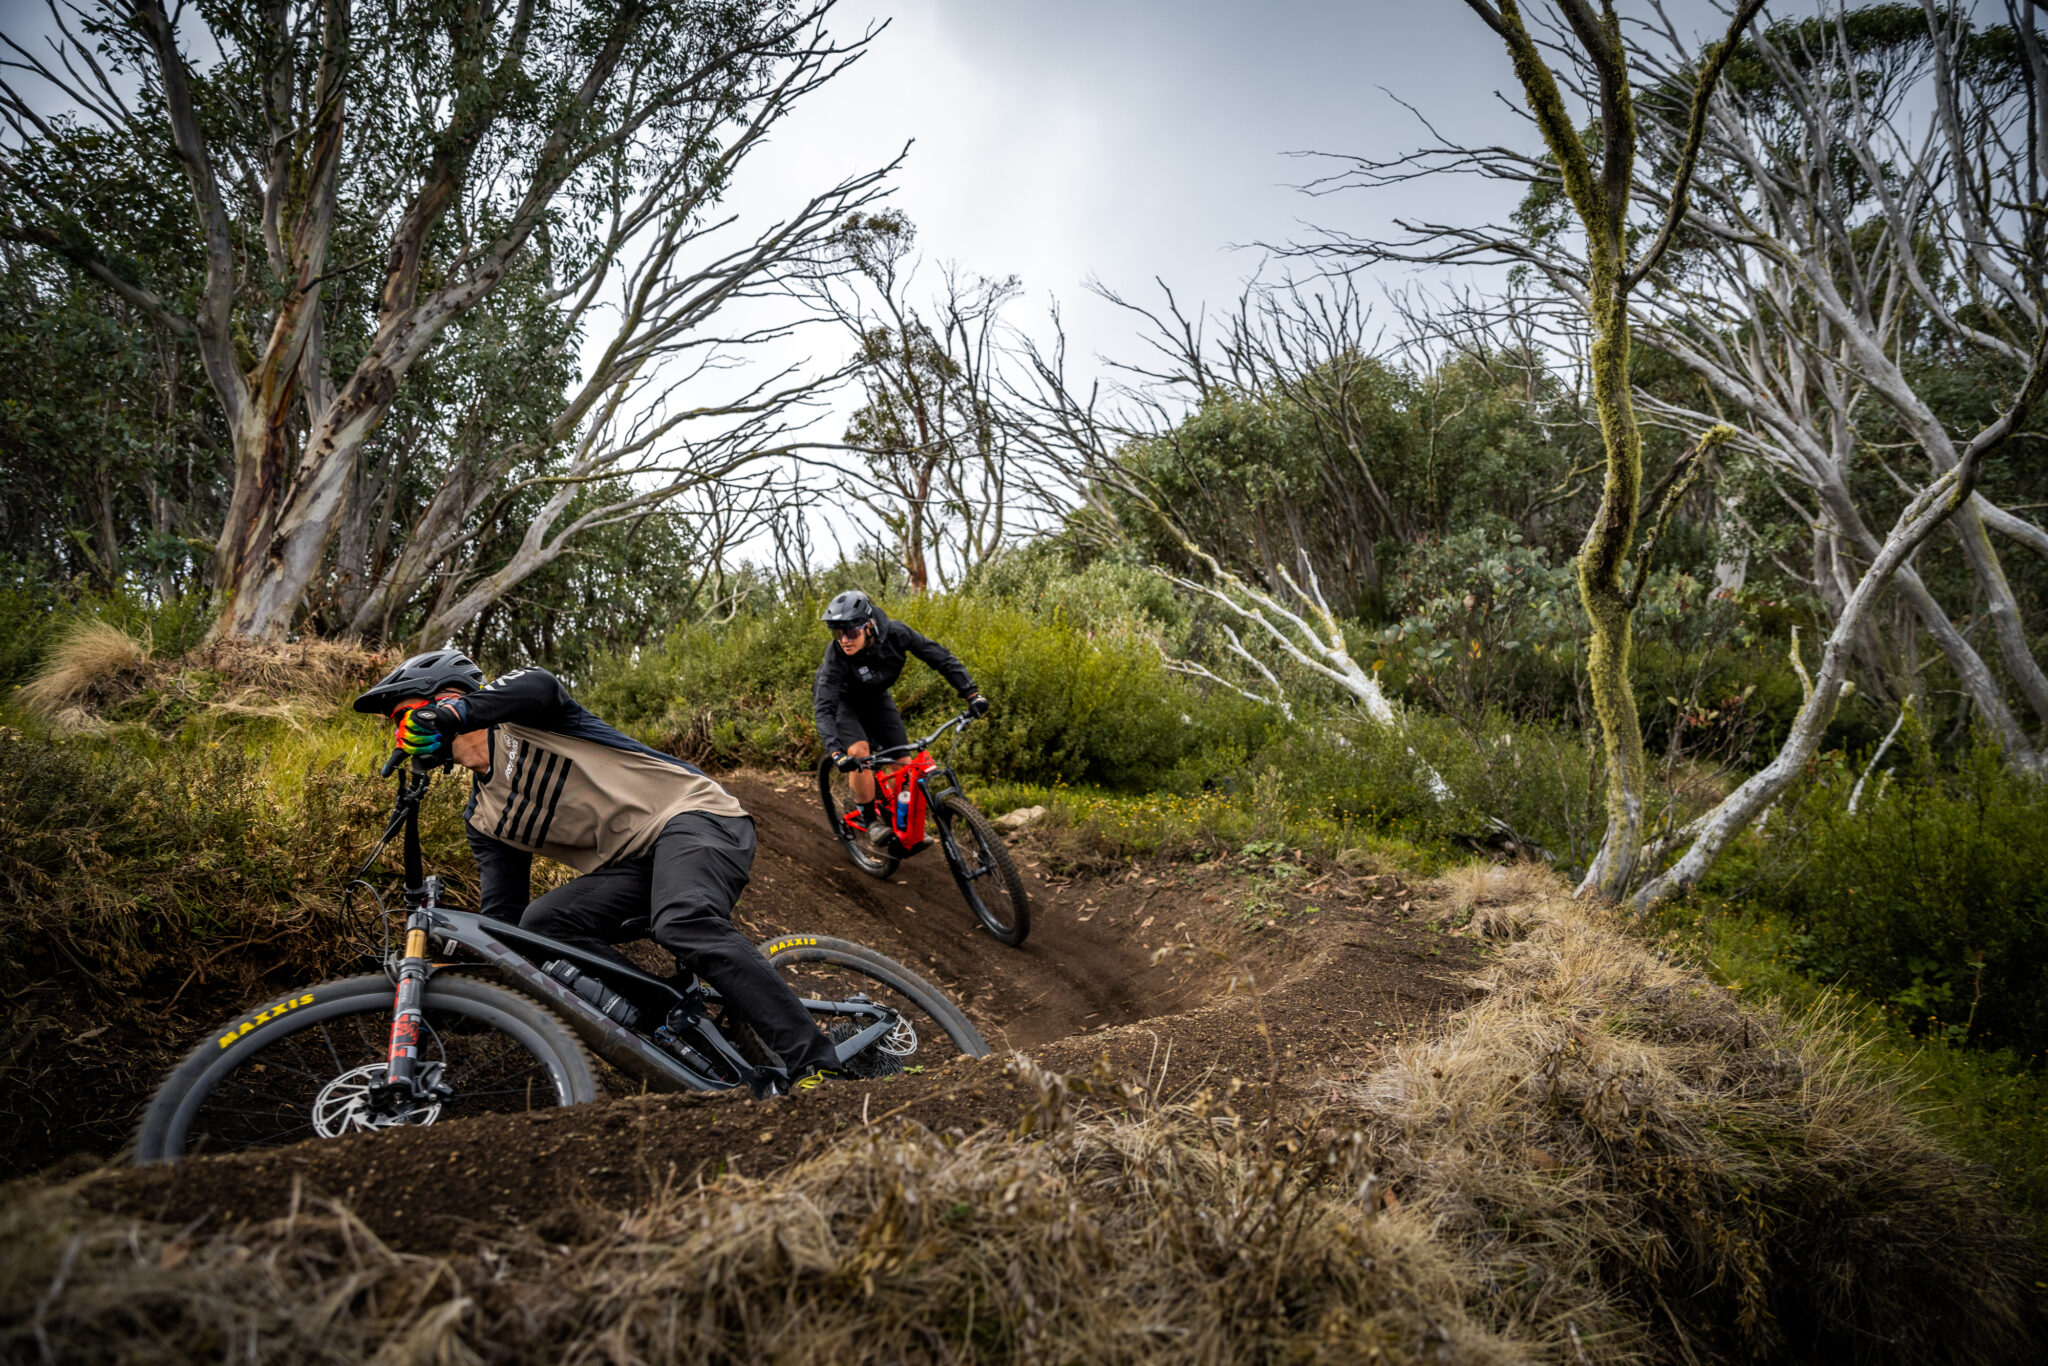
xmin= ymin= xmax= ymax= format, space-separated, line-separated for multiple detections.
xmin=847 ymin=739 xmax=872 ymax=757
xmin=518 ymin=899 xmax=567 ymax=934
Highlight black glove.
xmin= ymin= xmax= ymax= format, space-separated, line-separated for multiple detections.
xmin=413 ymin=701 xmax=463 ymax=735
xmin=833 ymin=750 xmax=861 ymax=773
xmin=966 ymin=693 xmax=990 ymax=719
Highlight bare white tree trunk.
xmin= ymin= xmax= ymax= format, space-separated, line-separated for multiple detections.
xmin=1635 ymin=348 xmax=2048 ymax=909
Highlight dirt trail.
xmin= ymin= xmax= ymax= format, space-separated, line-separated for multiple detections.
xmin=719 ymin=773 xmax=1204 ymax=1048
xmin=54 ymin=768 xmax=1486 ymax=1250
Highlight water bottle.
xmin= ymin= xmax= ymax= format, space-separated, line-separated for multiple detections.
xmin=895 ymin=785 xmax=911 ymax=833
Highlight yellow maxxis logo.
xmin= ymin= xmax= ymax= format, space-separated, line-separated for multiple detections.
xmin=217 ymin=993 xmax=316 ymax=1049
xmin=764 ymin=936 xmax=819 ymax=954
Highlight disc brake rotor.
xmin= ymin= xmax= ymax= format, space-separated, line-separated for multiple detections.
xmin=879 ymin=1015 xmax=919 ymax=1057
xmin=312 ymin=1063 xmax=442 ymax=1138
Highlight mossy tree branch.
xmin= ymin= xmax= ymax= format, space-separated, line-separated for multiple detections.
xmin=1457 ymin=0 xmax=1763 ymax=901
xmin=1627 ymin=424 xmax=1735 ymax=609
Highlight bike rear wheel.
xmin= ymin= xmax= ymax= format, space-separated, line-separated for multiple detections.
xmin=936 ymin=793 xmax=1031 ymax=946
xmin=817 ymin=755 xmax=900 ymax=878
xmin=760 ymin=934 xmax=988 ymax=1076
xmin=135 ymin=973 xmax=600 ymax=1163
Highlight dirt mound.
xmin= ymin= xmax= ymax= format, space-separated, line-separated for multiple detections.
xmin=21 ymin=851 xmax=2041 ymax=1364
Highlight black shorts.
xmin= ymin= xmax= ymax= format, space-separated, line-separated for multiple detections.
xmin=835 ymin=691 xmax=909 ymax=755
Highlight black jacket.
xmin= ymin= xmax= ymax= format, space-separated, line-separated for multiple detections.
xmin=450 ymin=667 xmax=735 ymax=921
xmin=812 ymin=608 xmax=977 ymax=751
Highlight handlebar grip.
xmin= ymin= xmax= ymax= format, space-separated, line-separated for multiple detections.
xmin=381 ymin=749 xmax=403 ymax=778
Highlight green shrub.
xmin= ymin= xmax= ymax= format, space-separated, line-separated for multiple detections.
xmin=1253 ymin=708 xmax=1599 ymax=863
xmin=892 ymin=594 xmax=1270 ymax=788
xmin=0 ymin=716 xmax=471 ymax=985
xmin=958 ymin=540 xmax=1186 ymax=635
xmin=586 ymin=590 xmax=1276 ymax=789
xmin=0 ymin=565 xmax=213 ymax=693
xmin=1763 ymin=745 xmax=2048 ymax=1054
xmin=1664 ymin=895 xmax=2048 ymax=1249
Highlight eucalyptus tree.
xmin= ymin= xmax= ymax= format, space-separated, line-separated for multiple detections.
xmin=1288 ymin=0 xmax=1767 ymax=899
xmin=808 ymin=210 xmax=1019 ymax=592
xmin=1302 ymin=0 xmax=2048 ymax=906
xmin=1614 ymin=2 xmax=2048 ymax=776
xmin=1 ymin=0 xmax=882 ymax=641
xmin=1004 ymin=283 xmax=1415 ymax=728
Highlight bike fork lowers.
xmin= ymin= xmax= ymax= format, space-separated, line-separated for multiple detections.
xmin=384 ymin=890 xmax=437 ymax=1097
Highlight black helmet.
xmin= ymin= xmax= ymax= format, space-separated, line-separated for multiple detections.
xmin=352 ymin=649 xmax=486 ymax=715
xmin=822 ymin=589 xmax=875 ymax=631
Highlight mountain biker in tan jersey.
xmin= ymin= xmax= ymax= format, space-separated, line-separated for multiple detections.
xmin=356 ymin=649 xmax=843 ymax=1090
xmin=814 ymin=589 xmax=987 ymax=839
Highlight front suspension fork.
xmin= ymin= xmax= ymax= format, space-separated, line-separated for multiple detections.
xmin=377 ymin=876 xmax=449 ymax=1110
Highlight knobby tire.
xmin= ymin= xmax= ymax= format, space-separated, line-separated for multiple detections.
xmin=817 ymin=755 xmax=899 ymax=878
xmin=135 ymin=973 xmax=599 ymax=1164
xmin=761 ymin=934 xmax=989 ymax=1072
xmin=936 ymin=793 xmax=1031 ymax=946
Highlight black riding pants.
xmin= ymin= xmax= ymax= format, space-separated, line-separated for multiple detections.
xmin=518 ymin=811 xmax=837 ymax=1075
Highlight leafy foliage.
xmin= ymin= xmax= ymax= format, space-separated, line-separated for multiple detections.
xmin=585 ymin=584 xmax=1272 ymax=789
xmin=1763 ymin=745 xmax=2048 ymax=1054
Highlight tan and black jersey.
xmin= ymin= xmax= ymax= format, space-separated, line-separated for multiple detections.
xmin=452 ymin=667 xmax=745 ymax=887
xmin=472 ymin=721 xmax=744 ymax=873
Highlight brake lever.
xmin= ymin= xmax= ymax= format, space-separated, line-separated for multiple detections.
xmin=380 ymin=748 xmax=404 ymax=778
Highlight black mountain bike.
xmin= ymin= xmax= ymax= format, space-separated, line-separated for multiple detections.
xmin=817 ymin=709 xmax=1031 ymax=946
xmin=135 ymin=754 xmax=987 ymax=1164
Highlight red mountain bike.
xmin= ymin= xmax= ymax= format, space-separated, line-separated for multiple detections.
xmin=816 ymin=709 xmax=1031 ymax=946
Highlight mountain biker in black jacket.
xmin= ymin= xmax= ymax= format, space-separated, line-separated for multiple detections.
xmin=814 ymin=589 xmax=987 ymax=837
xmin=356 ymin=651 xmax=841 ymax=1086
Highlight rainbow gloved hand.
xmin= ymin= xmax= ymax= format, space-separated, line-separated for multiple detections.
xmin=391 ymin=700 xmax=458 ymax=757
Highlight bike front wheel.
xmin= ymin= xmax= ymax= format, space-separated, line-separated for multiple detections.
xmin=135 ymin=973 xmax=600 ymax=1164
xmin=935 ymin=793 xmax=1031 ymax=946
xmin=760 ymin=934 xmax=988 ymax=1076
xmin=816 ymin=755 xmax=900 ymax=878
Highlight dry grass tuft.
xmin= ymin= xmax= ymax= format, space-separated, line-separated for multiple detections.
xmin=9 ymin=1064 xmax=1529 ymax=1365
xmin=1358 ymin=871 xmax=2043 ymax=1364
xmin=176 ymin=635 xmax=390 ymax=706
xmin=1438 ymin=859 xmax=1552 ymax=940
xmin=15 ymin=628 xmax=393 ymax=726
xmin=17 ymin=620 xmax=149 ymax=717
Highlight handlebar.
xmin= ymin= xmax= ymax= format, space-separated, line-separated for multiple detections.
xmin=381 ymin=748 xmax=448 ymax=779
xmin=842 ymin=708 xmax=978 ymax=770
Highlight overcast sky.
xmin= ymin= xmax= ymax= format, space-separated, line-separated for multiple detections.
xmin=737 ymin=0 xmax=1541 ymax=373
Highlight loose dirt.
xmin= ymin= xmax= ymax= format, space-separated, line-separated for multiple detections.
xmin=30 ymin=769 xmax=1487 ymax=1251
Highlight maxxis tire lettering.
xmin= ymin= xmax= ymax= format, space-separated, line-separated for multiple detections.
xmin=137 ymin=974 xmax=600 ymax=1164
xmin=217 ymin=992 xmax=317 ymax=1048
